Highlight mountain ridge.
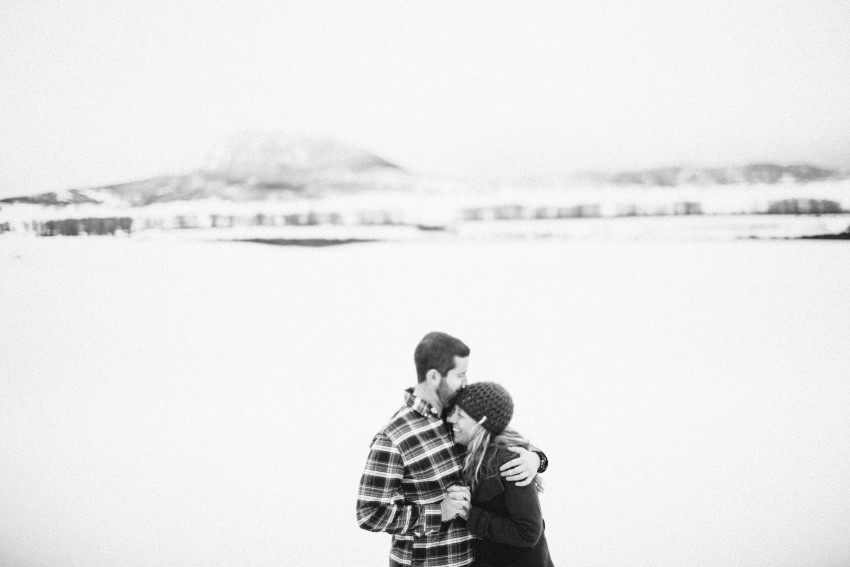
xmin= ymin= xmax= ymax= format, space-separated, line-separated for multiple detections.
xmin=579 ymin=163 xmax=846 ymax=187
xmin=1 ymin=134 xmax=409 ymax=207
xmin=2 ymin=134 xmax=848 ymax=210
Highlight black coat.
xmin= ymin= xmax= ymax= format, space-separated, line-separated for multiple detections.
xmin=465 ymin=447 xmax=554 ymax=567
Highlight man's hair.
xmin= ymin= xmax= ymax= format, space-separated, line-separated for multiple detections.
xmin=414 ymin=332 xmax=470 ymax=383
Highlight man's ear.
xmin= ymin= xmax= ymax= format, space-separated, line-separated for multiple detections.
xmin=426 ymin=369 xmax=441 ymax=387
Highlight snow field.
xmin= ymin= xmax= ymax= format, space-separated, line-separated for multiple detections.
xmin=1 ymin=236 xmax=849 ymax=566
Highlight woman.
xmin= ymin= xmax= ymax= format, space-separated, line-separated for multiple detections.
xmin=448 ymin=382 xmax=554 ymax=567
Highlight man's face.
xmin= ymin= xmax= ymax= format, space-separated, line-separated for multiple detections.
xmin=436 ymin=355 xmax=469 ymax=408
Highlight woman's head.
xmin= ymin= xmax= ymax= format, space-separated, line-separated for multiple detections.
xmin=449 ymin=382 xmax=538 ymax=492
xmin=447 ymin=405 xmax=485 ymax=447
xmin=450 ymin=381 xmax=514 ymax=441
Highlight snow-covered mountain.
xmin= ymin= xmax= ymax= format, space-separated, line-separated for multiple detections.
xmin=0 ymin=133 xmax=409 ymax=208
xmin=201 ymin=131 xmax=400 ymax=182
xmin=1 ymin=135 xmax=849 ymax=240
xmin=581 ymin=163 xmax=847 ymax=187
xmin=3 ymin=137 xmax=849 ymax=209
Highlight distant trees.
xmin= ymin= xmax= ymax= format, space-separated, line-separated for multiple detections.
xmin=766 ymin=199 xmax=843 ymax=215
xmin=1 ymin=196 xmax=847 ymax=238
xmin=32 ymin=217 xmax=133 ymax=236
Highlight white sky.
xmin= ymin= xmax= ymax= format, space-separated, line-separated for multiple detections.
xmin=1 ymin=0 xmax=849 ymax=197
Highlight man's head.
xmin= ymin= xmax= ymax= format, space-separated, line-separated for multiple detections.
xmin=414 ymin=332 xmax=470 ymax=409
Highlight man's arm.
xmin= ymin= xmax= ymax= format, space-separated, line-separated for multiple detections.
xmin=499 ymin=446 xmax=548 ymax=487
xmin=356 ymin=432 xmax=444 ymax=537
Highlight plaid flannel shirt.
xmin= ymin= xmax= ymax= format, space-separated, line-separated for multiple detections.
xmin=357 ymin=388 xmax=473 ymax=567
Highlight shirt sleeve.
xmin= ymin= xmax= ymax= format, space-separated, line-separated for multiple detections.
xmin=356 ymin=432 xmax=443 ymax=537
xmin=466 ymin=477 xmax=544 ymax=547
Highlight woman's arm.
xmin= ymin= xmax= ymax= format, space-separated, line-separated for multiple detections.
xmin=466 ymin=478 xmax=543 ymax=547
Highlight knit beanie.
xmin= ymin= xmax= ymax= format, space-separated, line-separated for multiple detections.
xmin=453 ymin=381 xmax=514 ymax=436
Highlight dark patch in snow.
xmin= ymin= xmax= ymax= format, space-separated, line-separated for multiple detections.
xmin=797 ymin=230 xmax=850 ymax=240
xmin=230 ymin=238 xmax=378 ymax=247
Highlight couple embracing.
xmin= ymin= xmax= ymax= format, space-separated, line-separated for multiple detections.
xmin=357 ymin=332 xmax=555 ymax=567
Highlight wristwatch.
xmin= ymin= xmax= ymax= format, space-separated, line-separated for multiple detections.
xmin=535 ymin=451 xmax=548 ymax=474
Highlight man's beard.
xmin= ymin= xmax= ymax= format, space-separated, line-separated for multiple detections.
xmin=437 ymin=377 xmax=457 ymax=409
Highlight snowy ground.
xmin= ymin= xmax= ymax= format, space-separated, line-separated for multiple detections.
xmin=1 ymin=234 xmax=849 ymax=567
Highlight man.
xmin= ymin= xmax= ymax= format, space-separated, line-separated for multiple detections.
xmin=357 ymin=331 xmax=547 ymax=567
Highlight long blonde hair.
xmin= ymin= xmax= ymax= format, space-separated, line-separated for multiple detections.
xmin=462 ymin=425 xmax=544 ymax=494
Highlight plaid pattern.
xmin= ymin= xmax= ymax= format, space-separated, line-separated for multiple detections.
xmin=357 ymin=389 xmax=473 ymax=567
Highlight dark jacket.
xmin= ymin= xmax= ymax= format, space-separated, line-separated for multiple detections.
xmin=466 ymin=447 xmax=554 ymax=567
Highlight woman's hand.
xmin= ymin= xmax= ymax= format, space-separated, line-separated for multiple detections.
xmin=499 ymin=447 xmax=541 ymax=487
xmin=441 ymin=485 xmax=471 ymax=520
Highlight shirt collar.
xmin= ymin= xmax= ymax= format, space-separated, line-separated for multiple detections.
xmin=404 ymin=387 xmax=443 ymax=419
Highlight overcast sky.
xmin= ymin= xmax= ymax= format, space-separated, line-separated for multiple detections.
xmin=1 ymin=0 xmax=849 ymax=197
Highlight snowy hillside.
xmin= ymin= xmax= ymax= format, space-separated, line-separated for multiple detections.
xmin=2 ymin=138 xmax=849 ymax=241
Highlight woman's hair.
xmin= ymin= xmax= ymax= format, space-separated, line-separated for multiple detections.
xmin=462 ymin=425 xmax=543 ymax=493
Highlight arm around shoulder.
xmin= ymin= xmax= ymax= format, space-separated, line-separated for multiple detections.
xmin=500 ymin=445 xmax=548 ymax=486
xmin=467 ymin=452 xmax=544 ymax=547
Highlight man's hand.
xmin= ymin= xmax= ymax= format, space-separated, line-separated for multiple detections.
xmin=499 ymin=446 xmax=541 ymax=487
xmin=441 ymin=485 xmax=471 ymax=521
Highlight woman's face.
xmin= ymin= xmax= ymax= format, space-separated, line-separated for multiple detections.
xmin=447 ymin=406 xmax=480 ymax=446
